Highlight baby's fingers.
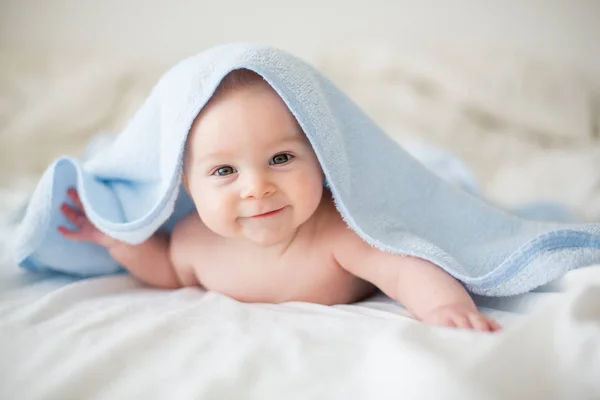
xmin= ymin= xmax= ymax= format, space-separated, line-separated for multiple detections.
xmin=58 ymin=225 xmax=83 ymax=240
xmin=468 ymin=313 xmax=493 ymax=332
xmin=468 ymin=313 xmax=502 ymax=332
xmin=60 ymin=203 xmax=87 ymax=228
xmin=67 ymin=187 xmax=84 ymax=211
xmin=450 ymin=313 xmax=473 ymax=330
xmin=58 ymin=221 xmax=99 ymax=243
xmin=487 ymin=318 xmax=502 ymax=332
xmin=58 ymin=203 xmax=97 ymax=242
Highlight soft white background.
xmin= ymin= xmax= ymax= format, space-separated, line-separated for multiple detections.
xmin=2 ymin=0 xmax=599 ymax=73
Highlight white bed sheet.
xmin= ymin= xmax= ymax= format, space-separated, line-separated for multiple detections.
xmin=1 ymin=246 xmax=599 ymax=400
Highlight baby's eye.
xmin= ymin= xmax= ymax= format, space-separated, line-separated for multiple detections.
xmin=270 ymin=153 xmax=293 ymax=165
xmin=213 ymin=166 xmax=236 ymax=176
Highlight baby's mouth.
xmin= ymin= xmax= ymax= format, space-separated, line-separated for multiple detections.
xmin=251 ymin=207 xmax=285 ymax=218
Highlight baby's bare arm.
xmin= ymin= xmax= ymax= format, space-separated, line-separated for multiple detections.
xmin=58 ymin=188 xmax=186 ymax=289
xmin=107 ymin=234 xmax=182 ymax=289
xmin=333 ymin=225 xmax=500 ymax=331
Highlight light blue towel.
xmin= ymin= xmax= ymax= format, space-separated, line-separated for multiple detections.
xmin=10 ymin=43 xmax=600 ymax=296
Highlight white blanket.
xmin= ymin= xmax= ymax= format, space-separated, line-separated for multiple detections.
xmin=1 ymin=253 xmax=599 ymax=399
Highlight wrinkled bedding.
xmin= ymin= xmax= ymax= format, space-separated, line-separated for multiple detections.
xmin=1 ymin=254 xmax=600 ymax=399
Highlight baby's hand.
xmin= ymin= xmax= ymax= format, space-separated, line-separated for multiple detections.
xmin=58 ymin=188 xmax=118 ymax=248
xmin=421 ymin=304 xmax=501 ymax=333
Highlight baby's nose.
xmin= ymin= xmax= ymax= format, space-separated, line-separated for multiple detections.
xmin=240 ymin=172 xmax=275 ymax=199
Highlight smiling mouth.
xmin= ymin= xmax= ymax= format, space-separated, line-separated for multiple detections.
xmin=252 ymin=207 xmax=285 ymax=218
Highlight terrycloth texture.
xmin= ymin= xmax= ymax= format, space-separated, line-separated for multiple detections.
xmin=10 ymin=43 xmax=600 ymax=296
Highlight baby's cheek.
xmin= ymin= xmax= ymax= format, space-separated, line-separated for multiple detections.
xmin=294 ymin=176 xmax=323 ymax=211
xmin=201 ymin=197 xmax=238 ymax=235
xmin=193 ymin=194 xmax=220 ymax=221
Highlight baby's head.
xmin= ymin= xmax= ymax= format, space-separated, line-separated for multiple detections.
xmin=183 ymin=69 xmax=325 ymax=246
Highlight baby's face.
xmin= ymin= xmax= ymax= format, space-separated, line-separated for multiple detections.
xmin=184 ymin=81 xmax=324 ymax=246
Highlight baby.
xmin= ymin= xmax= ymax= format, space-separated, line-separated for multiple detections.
xmin=59 ymin=69 xmax=500 ymax=332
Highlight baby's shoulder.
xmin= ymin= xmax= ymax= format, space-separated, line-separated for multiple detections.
xmin=172 ymin=211 xmax=203 ymax=237
xmin=315 ymin=196 xmax=360 ymax=246
xmin=169 ymin=212 xmax=218 ymax=270
xmin=170 ymin=211 xmax=215 ymax=251
xmin=318 ymin=194 xmax=346 ymax=227
xmin=317 ymin=198 xmax=370 ymax=256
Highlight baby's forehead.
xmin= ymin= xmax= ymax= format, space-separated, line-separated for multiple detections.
xmin=190 ymin=99 xmax=306 ymax=142
xmin=193 ymin=127 xmax=306 ymax=152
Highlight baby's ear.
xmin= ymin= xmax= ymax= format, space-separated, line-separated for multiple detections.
xmin=181 ymin=172 xmax=189 ymax=193
xmin=180 ymin=149 xmax=190 ymax=192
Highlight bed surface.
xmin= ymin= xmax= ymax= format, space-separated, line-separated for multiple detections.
xmin=1 ymin=232 xmax=600 ymax=400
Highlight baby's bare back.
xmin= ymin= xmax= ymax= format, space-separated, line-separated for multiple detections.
xmin=172 ymin=201 xmax=375 ymax=305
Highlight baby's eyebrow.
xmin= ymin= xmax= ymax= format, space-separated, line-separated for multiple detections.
xmin=194 ymin=135 xmax=307 ymax=164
